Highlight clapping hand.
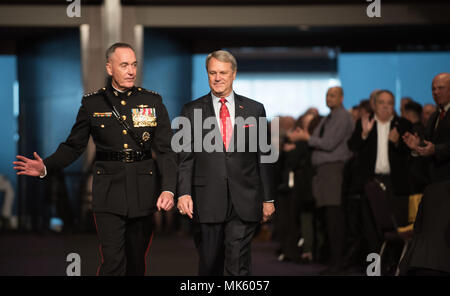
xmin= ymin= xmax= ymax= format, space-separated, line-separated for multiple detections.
xmin=361 ymin=114 xmax=375 ymax=139
xmin=402 ymin=132 xmax=420 ymax=151
xmin=389 ymin=127 xmax=400 ymax=145
xmin=287 ymin=127 xmax=310 ymax=142
xmin=416 ymin=140 xmax=435 ymax=156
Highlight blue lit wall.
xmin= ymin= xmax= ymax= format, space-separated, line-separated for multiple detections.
xmin=17 ymin=30 xmax=83 ymax=229
xmin=143 ymin=30 xmax=192 ymax=120
xmin=18 ymin=32 xmax=83 ymax=171
xmin=0 ymin=55 xmax=18 ymax=216
xmin=338 ymin=52 xmax=450 ymax=110
xmin=192 ymin=54 xmax=209 ymax=100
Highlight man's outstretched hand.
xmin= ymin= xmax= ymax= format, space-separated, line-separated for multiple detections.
xmin=13 ymin=152 xmax=45 ymax=177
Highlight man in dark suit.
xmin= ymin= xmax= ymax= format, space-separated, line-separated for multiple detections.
xmin=401 ymin=72 xmax=450 ymax=275
xmin=347 ymin=90 xmax=412 ymax=272
xmin=13 ymin=43 xmax=177 ymax=275
xmin=176 ymin=50 xmax=275 ymax=276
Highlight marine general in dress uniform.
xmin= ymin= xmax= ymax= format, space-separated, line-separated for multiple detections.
xmin=13 ymin=43 xmax=177 ymax=276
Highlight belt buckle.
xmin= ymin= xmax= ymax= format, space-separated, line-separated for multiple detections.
xmin=122 ymin=149 xmax=134 ymax=163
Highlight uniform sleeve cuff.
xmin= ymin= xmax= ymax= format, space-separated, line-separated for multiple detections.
xmin=163 ymin=191 xmax=174 ymax=197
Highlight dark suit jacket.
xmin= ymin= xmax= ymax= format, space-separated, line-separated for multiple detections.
xmin=401 ymin=180 xmax=450 ymax=274
xmin=44 ymin=84 xmax=177 ymax=218
xmin=347 ymin=116 xmax=412 ymax=196
xmin=400 ymin=111 xmax=450 ymax=274
xmin=423 ymin=110 xmax=450 ymax=183
xmin=177 ymin=93 xmax=275 ymax=223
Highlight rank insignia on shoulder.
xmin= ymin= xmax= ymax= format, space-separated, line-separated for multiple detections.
xmin=132 ymin=107 xmax=157 ymax=127
xmin=138 ymin=87 xmax=160 ymax=96
xmin=93 ymin=112 xmax=112 ymax=117
xmin=83 ymin=90 xmax=99 ymax=98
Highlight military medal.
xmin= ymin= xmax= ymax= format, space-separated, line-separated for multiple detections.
xmin=142 ymin=131 xmax=150 ymax=142
xmin=132 ymin=105 xmax=157 ymax=127
xmin=93 ymin=112 xmax=112 ymax=117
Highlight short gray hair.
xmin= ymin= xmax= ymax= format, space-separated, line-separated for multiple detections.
xmin=206 ymin=50 xmax=237 ymax=72
xmin=375 ymin=89 xmax=395 ymax=104
xmin=105 ymin=42 xmax=135 ymax=62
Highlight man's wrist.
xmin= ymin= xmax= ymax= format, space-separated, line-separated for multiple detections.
xmin=39 ymin=166 xmax=47 ymax=179
xmin=162 ymin=191 xmax=174 ymax=197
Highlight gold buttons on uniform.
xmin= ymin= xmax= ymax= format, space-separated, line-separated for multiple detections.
xmin=122 ymin=115 xmax=127 ymax=121
xmin=121 ymin=100 xmax=126 ymax=106
xmin=122 ymin=130 xmax=127 ymax=135
xmin=100 ymin=124 xmax=105 ymax=128
xmin=96 ymin=170 xmax=101 ymax=175
xmin=123 ymin=143 xmax=128 ymax=149
xmin=149 ymin=171 xmax=153 ymax=175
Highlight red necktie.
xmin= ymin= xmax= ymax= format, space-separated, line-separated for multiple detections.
xmin=219 ymin=98 xmax=233 ymax=151
xmin=439 ymin=108 xmax=446 ymax=121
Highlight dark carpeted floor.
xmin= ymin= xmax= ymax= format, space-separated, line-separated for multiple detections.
xmin=0 ymin=231 xmax=363 ymax=276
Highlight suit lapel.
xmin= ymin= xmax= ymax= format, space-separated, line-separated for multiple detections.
xmin=234 ymin=94 xmax=246 ymax=123
xmin=435 ymin=109 xmax=450 ymax=137
xmin=202 ymin=93 xmax=216 ymax=120
xmin=230 ymin=94 xmax=247 ymax=153
xmin=426 ymin=111 xmax=440 ymax=140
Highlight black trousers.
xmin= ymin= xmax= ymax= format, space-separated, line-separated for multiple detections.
xmin=324 ymin=205 xmax=346 ymax=268
xmin=93 ymin=212 xmax=154 ymax=276
xmin=193 ymin=206 xmax=258 ymax=276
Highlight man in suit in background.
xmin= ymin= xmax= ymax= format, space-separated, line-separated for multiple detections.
xmin=288 ymin=86 xmax=354 ymax=275
xmin=348 ymin=90 xmax=412 ymax=274
xmin=422 ymin=103 xmax=437 ymax=127
xmin=401 ymin=73 xmax=450 ymax=275
xmin=13 ymin=43 xmax=177 ymax=275
xmin=176 ymin=50 xmax=275 ymax=276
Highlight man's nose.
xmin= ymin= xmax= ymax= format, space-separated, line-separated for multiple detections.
xmin=127 ymin=66 xmax=135 ymax=75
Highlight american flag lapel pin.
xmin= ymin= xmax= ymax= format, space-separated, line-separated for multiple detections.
xmin=239 ymin=105 xmax=244 ymax=109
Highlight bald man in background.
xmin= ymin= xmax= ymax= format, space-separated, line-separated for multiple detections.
xmin=401 ymin=73 xmax=450 ymax=275
xmin=288 ymin=86 xmax=354 ymax=275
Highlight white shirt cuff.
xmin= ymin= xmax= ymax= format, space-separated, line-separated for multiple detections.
xmin=265 ymin=200 xmax=275 ymax=203
xmin=39 ymin=166 xmax=47 ymax=179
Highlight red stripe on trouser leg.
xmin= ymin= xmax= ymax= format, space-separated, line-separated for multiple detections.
xmin=144 ymin=232 xmax=154 ymax=276
xmin=93 ymin=213 xmax=104 ymax=276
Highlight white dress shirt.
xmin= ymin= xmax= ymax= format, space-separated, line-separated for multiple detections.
xmin=374 ymin=115 xmax=393 ymax=175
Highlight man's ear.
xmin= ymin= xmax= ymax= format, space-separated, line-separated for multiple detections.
xmin=106 ymin=63 xmax=113 ymax=76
